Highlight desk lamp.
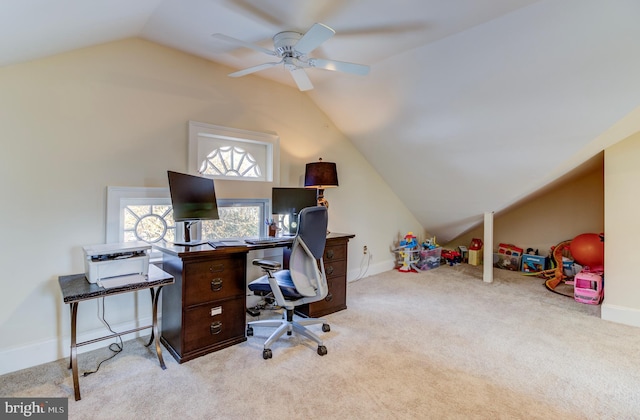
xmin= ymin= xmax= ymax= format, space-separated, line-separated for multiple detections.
xmin=304 ymin=158 xmax=338 ymax=208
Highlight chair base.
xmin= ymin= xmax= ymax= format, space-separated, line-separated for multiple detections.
xmin=247 ymin=308 xmax=330 ymax=359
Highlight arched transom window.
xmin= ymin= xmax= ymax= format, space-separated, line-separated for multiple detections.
xmin=189 ymin=121 xmax=279 ymax=183
xmin=199 ymin=146 xmax=262 ymax=178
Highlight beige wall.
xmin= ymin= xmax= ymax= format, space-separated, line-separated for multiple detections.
xmin=602 ymin=132 xmax=640 ymax=326
xmin=0 ymin=38 xmax=423 ymax=374
xmin=444 ymin=160 xmax=604 ymax=256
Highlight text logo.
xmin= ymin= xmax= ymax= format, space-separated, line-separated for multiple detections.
xmin=1 ymin=398 xmax=67 ymax=419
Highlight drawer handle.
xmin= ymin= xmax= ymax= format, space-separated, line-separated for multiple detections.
xmin=210 ymin=321 xmax=222 ymax=335
xmin=210 ymin=278 xmax=223 ymax=292
xmin=326 ymin=265 xmax=334 ymax=275
xmin=209 ymin=264 xmax=224 ymax=273
xmin=326 ymin=250 xmax=334 ymax=259
xmin=325 ymin=293 xmax=333 ymax=302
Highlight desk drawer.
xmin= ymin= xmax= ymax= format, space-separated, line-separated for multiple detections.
xmin=323 ymin=276 xmax=346 ymax=308
xmin=324 ymin=243 xmax=347 ymax=262
xmin=323 ymin=259 xmax=346 ymax=278
xmin=299 ymin=275 xmax=347 ymax=318
xmin=184 ymin=258 xmax=244 ymax=307
xmin=183 ymin=298 xmax=245 ymax=353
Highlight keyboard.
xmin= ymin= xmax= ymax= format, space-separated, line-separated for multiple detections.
xmin=208 ymin=239 xmax=247 ymax=248
xmin=245 ymin=237 xmax=293 ymax=245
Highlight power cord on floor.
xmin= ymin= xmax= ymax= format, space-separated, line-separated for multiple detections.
xmin=83 ymin=297 xmax=123 ymax=377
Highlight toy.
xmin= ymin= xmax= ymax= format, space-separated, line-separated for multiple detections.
xmin=422 ymin=235 xmax=438 ymax=250
xmin=573 ymin=268 xmax=604 ymax=305
xmin=570 ymin=233 xmax=604 ymax=269
xmin=524 ymin=234 xmax=605 ymax=298
xmin=396 ymin=249 xmax=419 ymax=272
xmin=394 ymin=232 xmax=420 ymax=272
xmin=468 ymin=238 xmax=483 ymax=266
xmin=521 ymin=239 xmax=571 ymax=291
xmin=400 ymin=232 xmax=418 ymax=249
xmin=441 ymin=249 xmax=462 ymax=266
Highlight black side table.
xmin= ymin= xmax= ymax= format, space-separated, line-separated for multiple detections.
xmin=58 ymin=264 xmax=174 ymax=400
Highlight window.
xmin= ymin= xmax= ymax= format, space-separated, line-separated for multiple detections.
xmin=188 ymin=121 xmax=279 ymax=183
xmin=107 ymin=188 xmax=268 ymax=252
xmin=200 ymin=146 xmax=262 ymax=178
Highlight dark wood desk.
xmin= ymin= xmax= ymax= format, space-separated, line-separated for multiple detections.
xmin=58 ymin=264 xmax=174 ymax=401
xmin=154 ymin=233 xmax=354 ymax=363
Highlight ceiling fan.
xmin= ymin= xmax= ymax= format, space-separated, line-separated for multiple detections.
xmin=212 ymin=23 xmax=370 ymax=91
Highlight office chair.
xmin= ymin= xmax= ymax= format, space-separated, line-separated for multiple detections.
xmin=247 ymin=206 xmax=330 ymax=359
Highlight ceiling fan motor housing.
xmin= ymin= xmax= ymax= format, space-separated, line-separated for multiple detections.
xmin=273 ymin=31 xmax=303 ymax=57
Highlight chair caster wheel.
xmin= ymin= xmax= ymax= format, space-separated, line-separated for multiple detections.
xmin=317 ymin=345 xmax=327 ymax=356
xmin=322 ymin=323 xmax=330 ymax=332
xmin=263 ymin=349 xmax=272 ymax=359
xmin=246 ymin=327 xmax=253 ymax=336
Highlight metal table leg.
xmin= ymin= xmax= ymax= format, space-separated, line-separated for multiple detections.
xmin=69 ymin=302 xmax=81 ymax=401
xmin=146 ymin=288 xmax=156 ymax=347
xmin=152 ymin=286 xmax=166 ymax=369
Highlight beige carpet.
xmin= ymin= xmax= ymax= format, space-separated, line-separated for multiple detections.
xmin=2 ymin=264 xmax=639 ymax=419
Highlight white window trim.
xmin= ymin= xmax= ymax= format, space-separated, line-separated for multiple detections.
xmin=188 ymin=121 xmax=280 ymax=184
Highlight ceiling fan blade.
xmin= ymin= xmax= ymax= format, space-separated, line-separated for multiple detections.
xmin=229 ymin=61 xmax=282 ymax=78
xmin=212 ymin=33 xmax=277 ymax=57
xmin=294 ymin=23 xmax=335 ymax=55
xmin=308 ymin=58 xmax=370 ymax=76
xmin=289 ymin=68 xmax=314 ymax=91
xmin=334 ymin=22 xmax=428 ymax=37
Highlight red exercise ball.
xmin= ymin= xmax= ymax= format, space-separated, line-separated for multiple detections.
xmin=570 ymin=233 xmax=604 ymax=268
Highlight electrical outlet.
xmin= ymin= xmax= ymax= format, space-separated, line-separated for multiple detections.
xmin=363 ymin=245 xmax=368 ymax=254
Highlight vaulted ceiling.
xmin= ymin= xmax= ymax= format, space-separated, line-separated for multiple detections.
xmin=3 ymin=0 xmax=640 ymax=240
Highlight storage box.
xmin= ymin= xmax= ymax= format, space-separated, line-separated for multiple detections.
xmin=415 ymin=247 xmax=442 ymax=271
xmin=521 ymin=254 xmax=546 ymax=272
xmin=493 ymin=253 xmax=520 ymax=271
xmin=83 ymin=241 xmax=151 ymax=284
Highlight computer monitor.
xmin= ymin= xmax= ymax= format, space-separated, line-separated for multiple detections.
xmin=167 ymin=171 xmax=219 ymax=245
xmin=271 ymin=187 xmax=317 ymax=234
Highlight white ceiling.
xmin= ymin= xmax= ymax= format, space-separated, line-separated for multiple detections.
xmin=3 ymin=0 xmax=640 ymax=241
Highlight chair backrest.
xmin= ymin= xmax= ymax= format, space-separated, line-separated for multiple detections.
xmin=289 ymin=206 xmax=328 ymax=298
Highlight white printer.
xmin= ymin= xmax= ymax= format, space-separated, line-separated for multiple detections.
xmin=83 ymin=241 xmax=151 ymax=284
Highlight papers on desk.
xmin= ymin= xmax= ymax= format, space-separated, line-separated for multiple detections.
xmin=98 ymin=274 xmax=148 ymax=289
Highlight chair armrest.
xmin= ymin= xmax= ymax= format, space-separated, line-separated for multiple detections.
xmin=252 ymin=259 xmax=282 ymax=270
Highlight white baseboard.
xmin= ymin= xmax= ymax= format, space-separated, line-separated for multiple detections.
xmin=601 ymin=302 xmax=640 ymax=328
xmin=0 ymin=316 xmax=155 ymax=376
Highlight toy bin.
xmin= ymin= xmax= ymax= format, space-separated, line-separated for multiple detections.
xmin=493 ymin=253 xmax=520 ymax=271
xmin=574 ymin=270 xmax=604 ymax=305
xmin=521 ymin=254 xmax=546 ymax=272
xmin=416 ymin=247 xmax=442 ymax=271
